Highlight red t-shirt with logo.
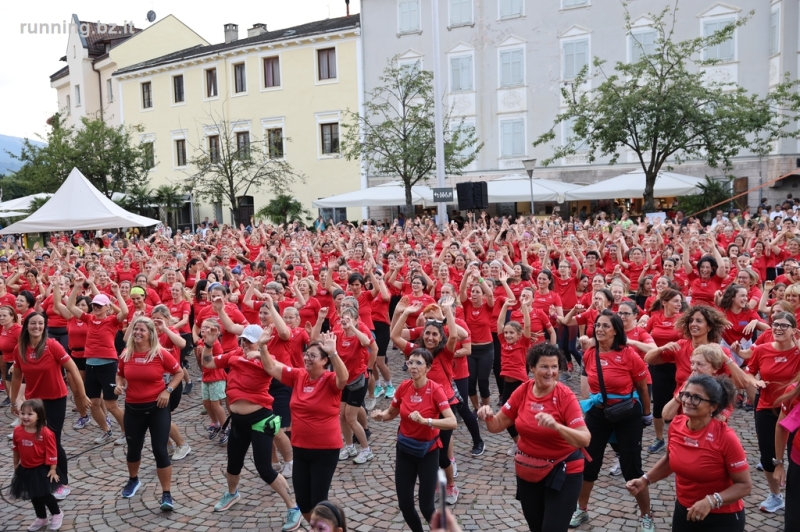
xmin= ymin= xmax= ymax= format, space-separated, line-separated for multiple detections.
xmin=117 ymin=348 xmax=180 ymax=404
xmin=79 ymin=312 xmax=120 ymax=360
xmin=462 ymin=299 xmax=493 ymax=344
xmin=667 ymin=416 xmax=748 ymax=514
xmin=391 ymin=379 xmax=450 ymax=447
xmin=0 ymin=323 xmax=21 ymax=363
xmin=13 ymin=339 xmax=71 ymax=400
xmin=625 ymin=327 xmax=654 ymax=384
xmin=214 ymin=347 xmax=274 ymax=410
xmin=502 ymin=381 xmax=586 ymax=474
xmin=298 ymin=297 xmax=322 ymax=328
xmin=402 ymin=342 xmax=456 ymax=403
xmin=746 ymin=343 xmax=800 ymax=410
xmin=660 ymin=339 xmax=732 ymax=389
xmin=196 ymin=304 xmax=247 ymax=353
xmin=721 ymin=308 xmax=764 ymax=345
xmin=12 ymin=425 xmax=58 ymax=468
xmin=333 ymin=322 xmax=371 ymax=381
xmin=645 ymin=311 xmax=683 ymax=346
xmin=41 ymin=295 xmax=67 ymax=328
xmin=686 ymin=273 xmax=722 ymax=306
xmin=282 ymin=366 xmax=342 ymax=449
xmin=553 ymin=276 xmax=579 ymax=310
xmin=499 ymin=335 xmax=531 ymax=382
xmin=200 ymin=341 xmax=226 ymax=383
xmin=167 ymin=300 xmax=192 ymax=334
xmin=67 ymin=317 xmax=88 ymax=352
xmin=269 ymin=327 xmax=310 ymax=369
xmin=583 ymin=346 xmax=648 ymax=397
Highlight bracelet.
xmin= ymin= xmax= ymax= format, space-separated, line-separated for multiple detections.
xmin=427 ymin=418 xmax=432 ymax=427
xmin=705 ymin=495 xmax=715 ymax=508
xmin=478 ymin=277 xmax=484 ymax=283
xmin=713 ymin=492 xmax=723 ymax=508
xmin=642 ymin=473 xmax=651 ymax=485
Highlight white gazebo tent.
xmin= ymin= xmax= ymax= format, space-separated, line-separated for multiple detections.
xmin=312 ymin=181 xmax=434 ymax=208
xmin=564 ymin=170 xmax=705 ymax=201
xmin=487 ymin=174 xmax=584 ymax=203
xmin=0 ymin=193 xmax=53 ymax=213
xmin=0 ymin=168 xmax=160 ymax=234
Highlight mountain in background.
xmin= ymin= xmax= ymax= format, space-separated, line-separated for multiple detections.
xmin=0 ymin=134 xmax=46 ymax=175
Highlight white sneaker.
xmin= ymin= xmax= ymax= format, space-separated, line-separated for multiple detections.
xmin=364 ymin=396 xmax=376 ymax=411
xmin=114 ymin=434 xmax=127 ymax=446
xmin=609 ymin=459 xmax=622 ymax=476
xmin=12 ymin=417 xmax=20 ymax=427
xmin=94 ymin=430 xmax=113 ymax=444
xmin=445 ymin=484 xmax=459 ymax=505
xmin=339 ymin=446 xmax=357 ymax=461
xmin=506 ymin=443 xmax=518 ymax=457
xmin=282 ymin=461 xmax=293 ymax=479
xmin=272 ymin=462 xmax=284 ymax=473
xmin=172 ymin=444 xmax=191 ymax=461
xmin=760 ymin=492 xmax=785 ymax=513
xmin=353 ymin=448 xmax=374 ymax=464
xmin=451 ymin=458 xmax=458 ymax=478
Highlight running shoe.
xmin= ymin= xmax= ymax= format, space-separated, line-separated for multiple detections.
xmin=183 ymin=382 xmax=193 ymax=395
xmin=208 ymin=425 xmax=221 ymax=440
xmin=114 ymin=434 xmax=127 ymax=446
xmin=53 ymin=485 xmax=71 ymax=501
xmin=49 ymin=512 xmax=64 ymax=531
xmin=172 ymin=444 xmax=191 ymax=461
xmin=506 ymin=443 xmax=518 ymax=457
xmin=471 ymin=441 xmax=485 ymax=456
xmin=353 ymin=448 xmax=374 ymax=464
xmin=105 ymin=414 xmax=113 ymax=427
xmin=121 ymin=478 xmax=141 ymax=498
xmin=756 ymin=462 xmax=764 ymax=471
xmin=282 ymin=507 xmax=302 ymax=531
xmin=760 ymin=492 xmax=785 ymax=513
xmin=384 ymin=385 xmax=396 ymax=399
xmin=94 ymin=430 xmax=114 ymax=445
xmin=167 ymin=444 xmax=176 ymax=456
xmin=364 ymin=396 xmax=376 ymax=411
xmin=272 ymin=462 xmax=284 ymax=473
xmin=339 ymin=445 xmax=357 ymax=460
xmin=282 ymin=461 xmax=293 ymax=479
xmin=639 ymin=514 xmax=655 ymax=532
xmin=72 ymin=415 xmax=91 ymax=430
xmin=374 ymin=385 xmax=385 ymax=398
xmin=647 ymin=438 xmax=665 ymax=454
xmin=1 ymin=397 xmax=10 ymax=407
xmin=26 ymin=517 xmax=49 ymax=531
xmin=451 ymin=458 xmax=458 ymax=478
xmin=569 ymin=507 xmax=589 ymax=528
xmin=12 ymin=417 xmax=20 ymax=427
xmin=567 ymin=362 xmax=574 ymax=372
xmin=609 ymin=459 xmax=622 ymax=476
xmin=214 ymin=490 xmax=240 ymax=512
xmin=160 ymin=493 xmax=174 ymax=512
xmin=218 ymin=428 xmax=230 ymax=445
xmin=445 ymin=484 xmax=459 ymax=505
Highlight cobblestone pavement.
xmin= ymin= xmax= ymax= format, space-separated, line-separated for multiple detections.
xmin=0 ymin=349 xmax=788 ymax=532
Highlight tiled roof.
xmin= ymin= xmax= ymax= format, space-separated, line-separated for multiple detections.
xmin=80 ymin=20 xmax=142 ymax=56
xmin=49 ymin=65 xmax=69 ymax=82
xmin=115 ymin=14 xmax=360 ymax=75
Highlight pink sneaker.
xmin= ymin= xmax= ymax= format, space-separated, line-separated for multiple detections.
xmin=53 ymin=485 xmax=70 ymax=500
xmin=26 ymin=517 xmax=48 ymax=531
xmin=49 ymin=512 xmax=64 ymax=531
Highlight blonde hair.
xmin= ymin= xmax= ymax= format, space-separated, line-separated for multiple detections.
xmin=121 ymin=317 xmax=162 ymax=363
xmin=786 ymin=284 xmax=800 ymax=299
xmin=691 ymin=344 xmax=728 ymax=371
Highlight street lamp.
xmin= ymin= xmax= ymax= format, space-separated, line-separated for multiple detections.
xmin=523 ymin=158 xmax=537 ymax=217
xmin=183 ymin=178 xmax=195 ymax=233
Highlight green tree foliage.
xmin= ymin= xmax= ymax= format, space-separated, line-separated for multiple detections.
xmin=115 ymin=184 xmax=155 ymax=217
xmin=533 ymin=4 xmax=800 ymax=212
xmin=153 ymin=184 xmax=184 ymax=228
xmin=256 ymin=195 xmax=311 ymax=226
xmin=11 ymin=113 xmax=150 ymax=198
xmin=676 ymin=176 xmax=734 ymax=222
xmin=341 ymin=58 xmax=483 ymax=207
xmin=26 ymin=196 xmax=50 ymax=214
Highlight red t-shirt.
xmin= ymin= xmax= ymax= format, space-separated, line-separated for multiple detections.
xmin=746 ymin=342 xmax=800 ymax=410
xmin=0 ymin=323 xmax=21 ymax=363
xmin=200 ymin=341 xmax=226 ymax=383
xmin=667 ymin=416 xmax=748 ymax=513
xmin=79 ymin=313 xmax=120 ymax=360
xmin=13 ymin=339 xmax=71 ymax=400
xmin=404 ymin=293 xmax=437 ymax=327
xmin=67 ymin=317 xmax=88 ymax=352
xmin=660 ymin=339 xmax=732 ymax=388
xmin=333 ymin=321 xmax=371 ymax=382
xmin=117 ymin=348 xmax=180 ymax=404
xmin=370 ymin=294 xmax=390 ymax=326
xmin=197 ymin=304 xmax=248 ymax=353
xmin=575 ymin=308 xmax=599 ymax=338
xmin=167 ymin=300 xmax=192 ymax=334
xmin=624 ymin=261 xmax=647 ymax=291
xmin=553 ymin=276 xmax=579 ymax=310
xmin=625 ymin=327 xmax=654 ymax=384
xmin=499 ymin=335 xmax=531 ymax=382
xmin=462 ymin=299 xmax=493 ymax=344
xmin=41 ymin=295 xmax=67 ymax=328
xmin=645 ymin=311 xmax=683 ymax=346
xmin=214 ymin=347 xmax=274 ymax=410
xmin=269 ymin=327 xmax=310 ymax=369
xmin=502 ymin=381 xmax=586 ymax=474
xmin=282 ymin=366 xmax=342 ymax=449
xmin=508 ymin=307 xmax=552 ymax=341
xmin=533 ymin=290 xmax=562 ymax=313
xmin=298 ymin=297 xmax=322 ymax=329
xmin=686 ymin=273 xmax=722 ymax=306
xmin=12 ymin=425 xmax=58 ymax=468
xmin=583 ymin=346 xmax=648 ymax=397
xmin=721 ymin=308 xmax=764 ymax=345
xmin=402 ymin=342 xmax=456 ymax=403
xmin=391 ymin=379 xmax=450 ymax=447
xmin=352 ymin=291 xmax=375 ymax=330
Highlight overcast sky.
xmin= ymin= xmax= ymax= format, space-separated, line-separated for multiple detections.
xmin=1 ymin=0 xmax=361 ymax=141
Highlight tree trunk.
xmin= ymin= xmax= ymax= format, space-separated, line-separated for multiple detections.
xmin=643 ymin=171 xmax=657 ymax=214
xmin=405 ymin=183 xmax=413 ymax=209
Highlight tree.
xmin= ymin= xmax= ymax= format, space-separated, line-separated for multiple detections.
xmin=341 ymin=58 xmax=483 ymax=207
xmin=153 ymin=184 xmax=184 ymax=229
xmin=187 ymin=111 xmax=306 ymax=226
xmin=533 ymin=4 xmax=800 ymax=212
xmin=676 ymin=176 xmax=734 ymax=222
xmin=116 ymin=184 xmax=155 ymax=217
xmin=27 ymin=196 xmax=50 ymax=214
xmin=11 ymin=113 xmax=151 ymax=198
xmin=256 ymin=194 xmax=311 ymax=226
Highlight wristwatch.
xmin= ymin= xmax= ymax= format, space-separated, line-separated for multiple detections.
xmin=166 ymin=386 xmax=174 ymax=394
xmin=772 ymin=458 xmax=784 ymax=466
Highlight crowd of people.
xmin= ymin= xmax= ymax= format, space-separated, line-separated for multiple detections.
xmin=4 ymin=209 xmax=800 ymax=532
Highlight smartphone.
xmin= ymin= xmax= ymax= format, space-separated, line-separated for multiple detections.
xmin=437 ymin=469 xmax=447 ymax=530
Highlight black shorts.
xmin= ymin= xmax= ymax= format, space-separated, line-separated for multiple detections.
xmin=85 ymin=362 xmax=118 ymax=400
xmin=269 ymin=380 xmax=292 ymax=428
xmin=72 ymin=356 xmax=86 ymax=371
xmin=179 ymin=333 xmax=194 ymax=367
xmin=341 ymin=381 xmax=368 ymax=407
xmin=169 ymin=381 xmax=184 ymax=412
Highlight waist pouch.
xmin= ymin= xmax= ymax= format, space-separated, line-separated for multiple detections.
xmin=396 ymin=431 xmax=438 ymax=458
xmin=604 ymin=397 xmax=636 ymax=422
xmin=251 ymin=413 xmax=281 ymax=436
xmin=514 ymin=448 xmax=582 ymax=489
xmin=345 ymin=372 xmax=366 ymax=391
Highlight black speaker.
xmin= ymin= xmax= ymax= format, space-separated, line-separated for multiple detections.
xmin=456 ymin=182 xmax=488 ymax=210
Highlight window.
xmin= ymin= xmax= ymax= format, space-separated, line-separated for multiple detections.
xmin=450 ymin=119 xmax=476 ymax=160
xmin=267 ymin=128 xmax=284 ymax=158
xmin=562 ymin=39 xmax=588 ymax=79
xmin=234 ymin=63 xmax=247 ymax=93
xmin=399 ymin=59 xmax=422 ymax=77
xmin=175 ymin=139 xmax=187 ymax=167
xmin=703 ymin=19 xmax=735 ymax=61
xmin=106 ymin=79 xmax=113 ymax=102
xmin=499 ymin=49 xmax=524 ymax=87
xmin=206 ymin=68 xmax=218 ymax=97
xmin=208 ymin=135 xmax=220 ymax=164
xmin=399 ymin=0 xmax=420 ymax=32
xmin=563 ymin=0 xmax=588 ymax=7
xmin=321 ymin=123 xmax=339 ymax=154
xmin=236 ymin=132 xmax=250 ymax=159
xmin=630 ymin=29 xmax=657 ymax=62
xmin=318 ymin=48 xmax=337 ymax=80
xmin=450 ymin=56 xmax=473 ymax=91
xmin=143 ymin=143 xmax=155 ymax=169
xmin=563 ymin=118 xmax=587 ymax=151
xmin=66 ymin=95 xmax=71 ymax=115
xmin=264 ymin=57 xmax=280 ymax=88
xmin=769 ymin=10 xmax=779 ymax=55
xmin=75 ymin=85 xmax=81 ymax=106
xmin=450 ymin=0 xmax=472 ymax=26
xmin=173 ymin=75 xmax=185 ymax=103
xmin=500 ymin=119 xmax=524 ymax=157
xmin=141 ymin=82 xmax=152 ymax=108
xmin=319 ymin=207 xmax=347 ymax=224
xmin=499 ymin=0 xmax=523 ymax=18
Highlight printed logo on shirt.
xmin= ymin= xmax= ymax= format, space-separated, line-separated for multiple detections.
xmin=342 ymin=340 xmax=351 ymax=347
xmin=731 ymin=459 xmax=747 ymax=469
xmin=504 ymin=402 xmax=512 ymax=410
xmin=410 ymin=394 xmax=423 ymax=403
xmin=775 ymin=357 xmax=788 ymax=363
xmin=683 ymin=437 xmax=699 ymax=447
xmin=529 ymin=402 xmax=545 ymax=412
xmin=21 ymin=440 xmax=33 ymax=447
xmin=706 ymin=432 xmax=715 ymax=442
xmin=569 ymin=416 xmax=583 ymax=426
xmin=600 ymin=359 xmax=609 ymax=367
xmin=134 ymin=358 xmax=146 ymax=364
xmin=303 ymin=386 xmax=314 ymax=393
xmin=615 ymin=356 xmax=623 ymax=362
xmin=738 ymin=321 xmax=748 ymax=326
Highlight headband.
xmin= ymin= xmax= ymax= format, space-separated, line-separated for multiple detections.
xmin=130 ymin=287 xmax=146 ymax=296
xmin=316 ymin=501 xmax=342 ymax=528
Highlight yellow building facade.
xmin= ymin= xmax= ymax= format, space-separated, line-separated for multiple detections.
xmin=114 ymin=16 xmax=363 ymax=226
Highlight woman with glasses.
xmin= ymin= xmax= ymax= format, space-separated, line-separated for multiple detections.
xmin=626 ymin=375 xmax=751 ymax=532
xmin=754 ymin=300 xmax=796 ymax=346
xmin=570 ymin=310 xmax=654 ymax=531
xmin=729 ymin=312 xmax=800 ymax=514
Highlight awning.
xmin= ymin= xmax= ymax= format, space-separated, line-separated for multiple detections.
xmin=487 ymin=174 xmax=583 ymax=203
xmin=312 ymin=181 xmax=434 ymax=208
xmin=564 ymin=170 xmax=705 ymax=201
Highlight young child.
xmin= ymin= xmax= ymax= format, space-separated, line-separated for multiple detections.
xmin=197 ymin=319 xmax=228 ymax=443
xmin=9 ymin=399 xmax=64 ymax=531
xmin=309 ymin=500 xmax=348 ymax=532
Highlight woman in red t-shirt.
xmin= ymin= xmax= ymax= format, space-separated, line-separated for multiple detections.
xmin=682 ymin=239 xmax=726 ymax=306
xmin=114 ymin=317 xmax=183 ymax=510
xmin=776 ymin=380 xmax=800 ymax=530
xmin=372 ymin=347 xmax=457 ymax=532
xmin=477 ymin=343 xmax=589 ymax=532
xmin=626 ymin=375 xmax=750 ymax=532
xmin=458 ymin=264 xmax=495 ymax=410
xmin=0 ymin=304 xmax=21 ymax=405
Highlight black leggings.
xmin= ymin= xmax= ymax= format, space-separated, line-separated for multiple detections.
xmin=374 ymin=321 xmax=390 ymax=359
xmin=42 ymin=397 xmax=68 ymax=486
xmin=672 ymin=502 xmax=745 ymax=532
xmin=227 ymin=409 xmax=279 ymax=485
xmin=557 ymin=323 xmax=582 ymax=367
xmin=438 ymin=428 xmax=453 ymax=470
xmin=31 ymin=494 xmax=60 ymax=519
xmin=123 ymin=401 xmax=171 ymax=468
xmin=786 ymin=456 xmax=800 ymax=532
xmin=516 ymin=471 xmax=582 ymax=532
xmin=468 ymin=343 xmax=494 ymax=399
xmin=502 ymin=380 xmax=523 ymax=439
xmin=179 ymin=333 xmax=194 ymax=368
xmin=492 ymin=332 xmax=504 ymax=398
xmin=453 ymin=378 xmax=483 ymax=446
xmin=47 ymin=328 xmax=69 ymax=352
xmin=755 ymin=408 xmax=779 ymax=473
xmin=292 ymin=447 xmax=339 ymax=514
xmin=395 ymin=446 xmax=439 ymax=532
xmin=583 ymin=403 xmax=643 ymax=482
xmin=650 ymin=363 xmax=676 ymax=419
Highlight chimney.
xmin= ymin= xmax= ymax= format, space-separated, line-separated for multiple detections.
xmin=224 ymin=23 xmax=239 ymax=43
xmin=247 ymin=23 xmax=267 ymax=38
xmin=345 ymin=0 xmax=350 ymax=16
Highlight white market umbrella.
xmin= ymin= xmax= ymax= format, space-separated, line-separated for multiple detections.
xmin=487 ymin=174 xmax=583 ymax=203
xmin=312 ymin=181 xmax=434 ymax=208
xmin=564 ymin=170 xmax=705 ymax=201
